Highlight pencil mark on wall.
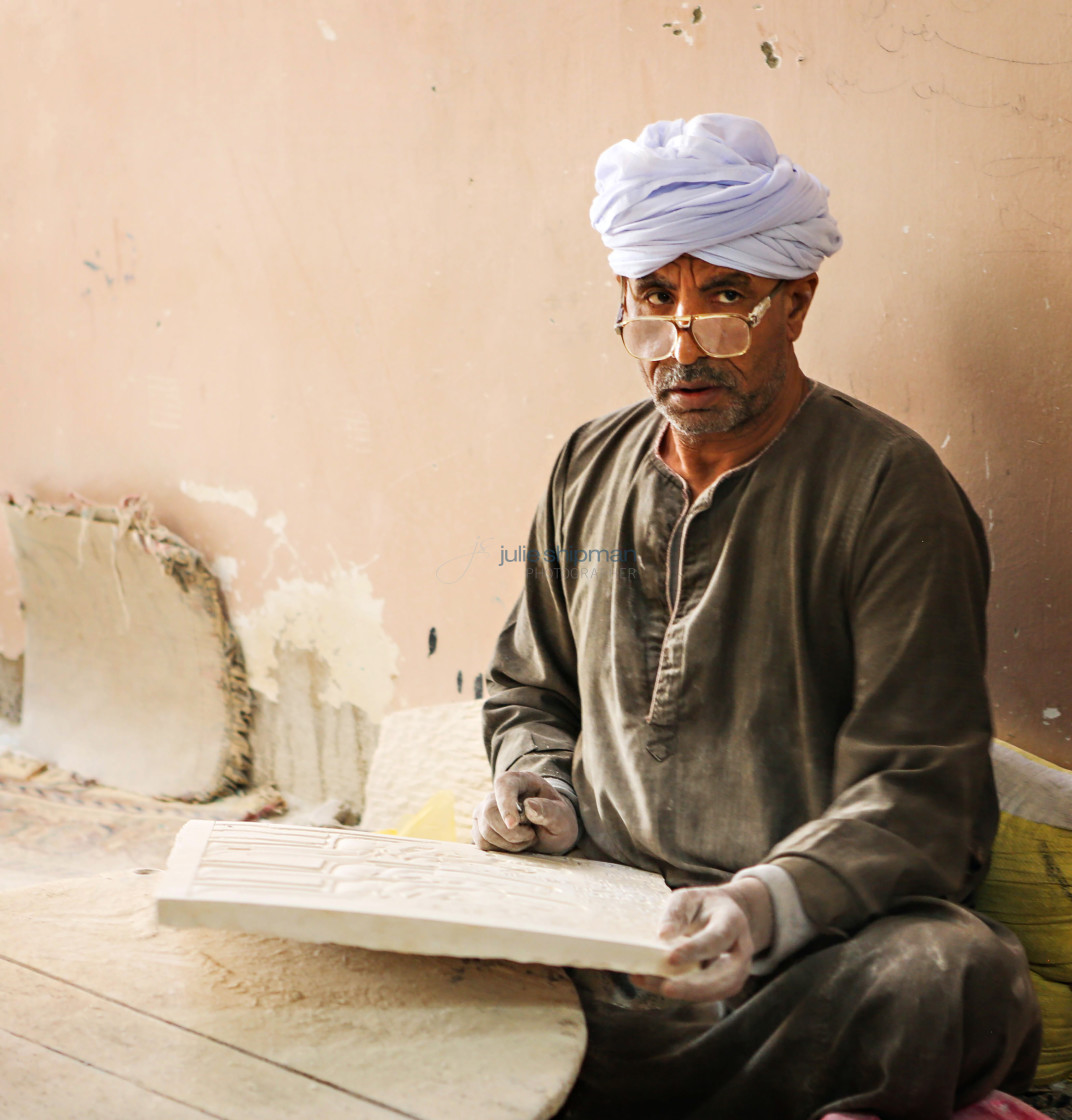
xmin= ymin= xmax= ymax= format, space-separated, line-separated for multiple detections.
xmin=870 ymin=16 xmax=1072 ymax=67
xmin=428 ymin=627 xmax=437 ymax=657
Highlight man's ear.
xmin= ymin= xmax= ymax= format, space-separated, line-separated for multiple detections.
xmin=785 ymin=274 xmax=819 ymax=342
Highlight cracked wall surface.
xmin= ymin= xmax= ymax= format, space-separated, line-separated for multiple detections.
xmin=0 ymin=0 xmax=1068 ymax=765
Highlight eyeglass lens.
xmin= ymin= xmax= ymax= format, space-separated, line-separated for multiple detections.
xmin=622 ymin=316 xmax=750 ymax=360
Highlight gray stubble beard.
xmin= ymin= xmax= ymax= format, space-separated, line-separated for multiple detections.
xmin=651 ymin=356 xmax=787 ymax=438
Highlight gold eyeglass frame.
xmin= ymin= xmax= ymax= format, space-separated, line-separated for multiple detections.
xmin=615 ymin=277 xmax=784 ymax=361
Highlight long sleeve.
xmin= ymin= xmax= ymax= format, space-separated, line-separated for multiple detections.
xmin=766 ymin=435 xmax=997 ymax=934
xmin=484 ymin=438 xmax=582 ymax=789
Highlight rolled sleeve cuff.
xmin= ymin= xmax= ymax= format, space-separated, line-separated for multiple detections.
xmin=732 ymin=864 xmax=818 ymax=976
xmin=542 ymin=776 xmax=585 ymax=845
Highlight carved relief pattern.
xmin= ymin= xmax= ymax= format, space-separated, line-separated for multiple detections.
xmin=173 ymin=821 xmax=670 ymax=943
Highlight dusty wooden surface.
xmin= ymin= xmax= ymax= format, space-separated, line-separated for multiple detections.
xmin=0 ymin=869 xmax=586 ymax=1120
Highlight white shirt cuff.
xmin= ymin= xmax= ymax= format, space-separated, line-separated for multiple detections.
xmin=732 ymin=864 xmax=818 ymax=976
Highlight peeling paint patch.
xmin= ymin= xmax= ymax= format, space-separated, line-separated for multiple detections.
xmin=210 ymin=556 xmax=239 ymax=591
xmin=661 ymin=17 xmax=695 ymax=43
xmin=317 ymin=18 xmax=337 ymax=41
xmin=180 ymin=480 xmax=258 ymax=518
xmin=234 ymin=566 xmax=398 ymax=721
xmin=761 ymin=40 xmax=781 ymax=68
xmin=1044 ymin=707 xmax=1062 ymax=721
xmin=941 ymin=433 xmax=951 ymax=449
xmin=261 ymin=511 xmax=300 ymax=579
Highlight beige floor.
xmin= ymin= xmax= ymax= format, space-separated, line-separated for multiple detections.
xmin=0 ymin=868 xmax=585 ymax=1120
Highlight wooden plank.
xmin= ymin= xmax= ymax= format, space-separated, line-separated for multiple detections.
xmin=0 ymin=1028 xmax=217 ymax=1120
xmin=0 ymin=870 xmax=586 ymax=1120
xmin=0 ymin=959 xmax=404 ymax=1120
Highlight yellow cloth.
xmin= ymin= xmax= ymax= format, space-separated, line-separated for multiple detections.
xmin=378 ymin=789 xmax=457 ymax=842
xmin=1032 ymin=971 xmax=1072 ymax=1086
xmin=974 ymin=746 xmax=1072 ymax=1085
xmin=975 ymin=811 xmax=1072 ymax=984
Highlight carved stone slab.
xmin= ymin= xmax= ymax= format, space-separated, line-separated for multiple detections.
xmin=156 ymin=820 xmax=679 ymax=975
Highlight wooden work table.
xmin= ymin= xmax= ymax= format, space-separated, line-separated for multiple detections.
xmin=0 ymin=869 xmax=585 ymax=1120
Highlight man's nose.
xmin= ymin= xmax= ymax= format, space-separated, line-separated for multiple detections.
xmin=671 ymin=318 xmax=705 ymax=364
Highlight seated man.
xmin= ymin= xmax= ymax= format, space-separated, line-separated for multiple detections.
xmin=472 ymin=114 xmax=1041 ymax=1120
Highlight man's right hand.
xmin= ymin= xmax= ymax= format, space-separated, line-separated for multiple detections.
xmin=472 ymin=771 xmax=579 ymax=855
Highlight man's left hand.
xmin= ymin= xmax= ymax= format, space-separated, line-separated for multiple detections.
xmin=631 ymin=878 xmax=774 ymax=1003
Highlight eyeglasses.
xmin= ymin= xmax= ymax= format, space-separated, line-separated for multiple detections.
xmin=615 ymin=279 xmax=783 ymax=361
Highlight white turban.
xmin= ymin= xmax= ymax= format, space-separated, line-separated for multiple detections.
xmin=590 ymin=114 xmax=841 ymax=280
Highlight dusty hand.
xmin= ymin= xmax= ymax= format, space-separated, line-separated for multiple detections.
xmin=472 ymin=771 xmax=579 ymax=855
xmin=631 ymin=879 xmax=773 ymax=1003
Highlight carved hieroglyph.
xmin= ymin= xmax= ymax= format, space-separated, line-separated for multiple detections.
xmin=156 ymin=820 xmax=681 ymax=975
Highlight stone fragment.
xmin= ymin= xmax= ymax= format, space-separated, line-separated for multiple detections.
xmin=5 ymin=499 xmax=251 ymax=799
xmin=249 ymin=644 xmax=377 ymax=812
xmin=360 ymin=699 xmax=491 ymax=839
xmin=156 ymin=820 xmax=679 ymax=975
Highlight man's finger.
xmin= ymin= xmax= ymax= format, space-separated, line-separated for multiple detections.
xmin=657 ymin=943 xmax=751 ymax=1002
xmin=666 ymin=909 xmax=747 ymax=970
xmin=492 ymin=775 xmax=527 ymax=831
xmin=518 ymin=796 xmax=569 ymax=829
xmin=476 ymin=815 xmax=536 ymax=852
xmin=659 ymin=888 xmax=708 ymax=940
xmin=473 ymin=791 xmax=538 ymax=852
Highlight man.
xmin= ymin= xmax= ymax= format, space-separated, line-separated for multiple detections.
xmin=472 ymin=114 xmax=1040 ymax=1119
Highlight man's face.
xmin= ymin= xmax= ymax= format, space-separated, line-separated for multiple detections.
xmin=623 ymin=255 xmax=812 ymax=438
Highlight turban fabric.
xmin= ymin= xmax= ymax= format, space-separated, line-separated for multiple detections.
xmin=590 ymin=114 xmax=841 ymax=280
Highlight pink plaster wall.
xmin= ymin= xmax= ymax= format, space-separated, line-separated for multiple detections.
xmin=2 ymin=1 xmax=1069 ymax=763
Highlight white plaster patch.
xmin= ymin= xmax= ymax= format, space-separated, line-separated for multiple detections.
xmin=940 ymin=433 xmax=951 ymax=449
xmin=317 ymin=18 xmax=337 ymax=40
xmin=209 ymin=556 xmax=239 ymax=591
xmin=1043 ymin=707 xmax=1062 ymax=721
xmin=180 ymin=481 xmax=258 ymax=518
xmin=234 ymin=566 xmax=398 ymax=720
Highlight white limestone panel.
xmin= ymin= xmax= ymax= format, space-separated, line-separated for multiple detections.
xmin=156 ymin=820 xmax=681 ymax=976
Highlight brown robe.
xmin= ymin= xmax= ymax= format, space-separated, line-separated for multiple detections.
xmin=485 ymin=382 xmax=1040 ymax=1117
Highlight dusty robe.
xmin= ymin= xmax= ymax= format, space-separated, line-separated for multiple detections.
xmin=484 ymin=382 xmax=1040 ymax=1118
xmin=486 ymin=381 xmax=998 ymax=932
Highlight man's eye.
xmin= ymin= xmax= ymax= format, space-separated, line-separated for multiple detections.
xmin=642 ymin=290 xmax=674 ymax=308
xmin=715 ymin=290 xmax=744 ymax=305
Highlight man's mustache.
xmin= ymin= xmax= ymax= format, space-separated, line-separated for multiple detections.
xmin=654 ymin=361 xmax=738 ymax=395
